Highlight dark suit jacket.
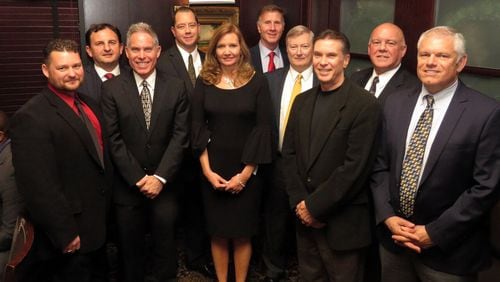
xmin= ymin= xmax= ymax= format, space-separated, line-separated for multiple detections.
xmin=371 ymin=81 xmax=500 ymax=275
xmin=265 ymin=66 xmax=319 ymax=143
xmin=282 ymin=79 xmax=382 ymax=250
xmin=350 ymin=66 xmax=419 ymax=105
xmin=157 ymin=46 xmax=205 ymax=96
xmin=78 ymin=63 xmax=128 ymax=103
xmin=0 ymin=141 xmax=22 ymax=252
xmin=101 ymin=69 xmax=190 ymax=205
xmin=250 ymin=44 xmax=289 ymax=73
xmin=10 ymin=88 xmax=112 ymax=254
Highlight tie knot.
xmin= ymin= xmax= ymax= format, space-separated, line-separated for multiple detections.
xmin=372 ymin=76 xmax=379 ymax=84
xmin=296 ymin=74 xmax=302 ymax=82
xmin=424 ymin=95 xmax=434 ymax=108
xmin=104 ymin=73 xmax=114 ymax=80
xmin=142 ymin=80 xmax=148 ymax=88
xmin=269 ymin=51 xmax=275 ymax=59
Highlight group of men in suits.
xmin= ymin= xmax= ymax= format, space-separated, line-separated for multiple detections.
xmin=5 ymin=2 xmax=499 ymax=282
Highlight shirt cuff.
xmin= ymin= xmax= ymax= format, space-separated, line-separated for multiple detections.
xmin=153 ymin=174 xmax=166 ymax=184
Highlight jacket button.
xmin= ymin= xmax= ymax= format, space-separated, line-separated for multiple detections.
xmin=306 ymin=177 xmax=311 ymax=183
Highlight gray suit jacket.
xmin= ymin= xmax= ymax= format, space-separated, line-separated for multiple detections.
xmin=350 ymin=66 xmax=419 ymax=105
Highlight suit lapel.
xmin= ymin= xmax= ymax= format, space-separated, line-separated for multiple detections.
xmin=169 ymin=47 xmax=194 ymax=92
xmin=149 ymin=73 xmax=167 ymax=134
xmin=420 ymin=85 xmax=467 ymax=185
xmin=123 ymin=71 xmax=149 ymax=133
xmin=394 ymin=90 xmax=420 ymax=179
xmin=379 ymin=68 xmax=404 ymax=101
xmin=273 ymin=68 xmax=288 ymax=125
xmin=306 ymin=84 xmax=348 ymax=171
xmin=43 ymin=89 xmax=103 ymax=168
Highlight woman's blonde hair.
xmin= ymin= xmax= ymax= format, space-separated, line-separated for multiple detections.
xmin=200 ymin=23 xmax=254 ymax=85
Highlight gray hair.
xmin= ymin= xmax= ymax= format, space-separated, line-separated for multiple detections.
xmin=417 ymin=26 xmax=466 ymax=62
xmin=286 ymin=25 xmax=314 ymax=43
xmin=126 ymin=22 xmax=159 ymax=47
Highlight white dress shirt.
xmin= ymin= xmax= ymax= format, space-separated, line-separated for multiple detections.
xmin=258 ymin=40 xmax=285 ymax=73
xmin=365 ymin=64 xmax=401 ymax=98
xmin=94 ymin=64 xmax=120 ymax=82
xmin=176 ymin=44 xmax=202 ymax=77
xmin=404 ymin=79 xmax=457 ymax=186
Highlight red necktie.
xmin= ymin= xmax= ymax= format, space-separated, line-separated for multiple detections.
xmin=104 ymin=73 xmax=114 ymax=80
xmin=267 ymin=51 xmax=276 ymax=72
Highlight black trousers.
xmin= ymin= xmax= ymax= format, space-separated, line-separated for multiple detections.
xmin=19 ymin=236 xmax=107 ymax=282
xmin=114 ymin=189 xmax=178 ymax=282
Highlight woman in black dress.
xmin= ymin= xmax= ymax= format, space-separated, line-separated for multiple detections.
xmin=191 ymin=23 xmax=274 ymax=282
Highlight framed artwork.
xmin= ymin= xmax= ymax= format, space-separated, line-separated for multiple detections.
xmin=175 ymin=6 xmax=239 ymax=52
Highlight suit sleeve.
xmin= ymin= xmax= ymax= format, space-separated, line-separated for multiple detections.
xmin=426 ymin=106 xmax=500 ymax=251
xmin=370 ymin=113 xmax=397 ymax=225
xmin=0 ymin=147 xmax=23 ymax=251
xmin=10 ymin=112 xmax=78 ymax=250
xmin=154 ymin=82 xmax=190 ymax=180
xmin=282 ymin=95 xmax=309 ymax=208
xmin=306 ymin=99 xmax=382 ymax=219
xmin=101 ymin=82 xmax=145 ymax=186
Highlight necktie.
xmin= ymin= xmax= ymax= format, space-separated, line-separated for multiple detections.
xmin=399 ymin=95 xmax=434 ymax=217
xmin=369 ymin=76 xmax=379 ymax=95
xmin=104 ymin=73 xmax=115 ymax=80
xmin=74 ymin=97 xmax=104 ymax=166
xmin=267 ymin=51 xmax=276 ymax=72
xmin=188 ymin=54 xmax=196 ymax=86
xmin=140 ymin=80 xmax=152 ymax=129
xmin=280 ymin=74 xmax=302 ymax=148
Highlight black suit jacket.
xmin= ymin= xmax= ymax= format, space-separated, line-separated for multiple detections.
xmin=250 ymin=44 xmax=289 ymax=73
xmin=157 ymin=46 xmax=205 ymax=95
xmin=371 ymin=81 xmax=500 ymax=274
xmin=78 ymin=63 xmax=128 ymax=103
xmin=101 ymin=69 xmax=190 ymax=205
xmin=265 ymin=66 xmax=319 ymax=143
xmin=10 ymin=88 xmax=112 ymax=254
xmin=350 ymin=66 xmax=419 ymax=105
xmin=282 ymin=79 xmax=382 ymax=250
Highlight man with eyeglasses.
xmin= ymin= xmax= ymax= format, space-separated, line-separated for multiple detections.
xmin=157 ymin=6 xmax=214 ymax=278
xmin=351 ymin=23 xmax=419 ymax=105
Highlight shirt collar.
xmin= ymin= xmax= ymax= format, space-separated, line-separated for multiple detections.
xmin=289 ymin=65 xmax=313 ymax=81
xmin=94 ymin=64 xmax=120 ymax=81
xmin=370 ymin=64 xmax=401 ymax=83
xmin=419 ymin=79 xmax=458 ymax=107
xmin=259 ymin=40 xmax=282 ymax=59
xmin=176 ymin=43 xmax=200 ymax=63
xmin=133 ymin=70 xmax=156 ymax=90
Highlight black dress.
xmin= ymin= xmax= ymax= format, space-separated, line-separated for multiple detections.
xmin=191 ymin=72 xmax=274 ymax=238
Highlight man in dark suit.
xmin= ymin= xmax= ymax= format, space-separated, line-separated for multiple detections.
xmin=250 ymin=4 xmax=289 ymax=73
xmin=78 ymin=23 xmax=125 ymax=102
xmin=156 ymin=6 xmax=213 ymax=277
xmin=371 ymin=26 xmax=500 ymax=281
xmin=0 ymin=111 xmax=23 ymax=279
xmin=262 ymin=25 xmax=318 ymax=281
xmin=282 ymin=30 xmax=381 ymax=281
xmin=350 ymin=23 xmax=419 ymax=105
xmin=101 ymin=22 xmax=189 ymax=282
xmin=10 ymin=39 xmax=111 ymax=281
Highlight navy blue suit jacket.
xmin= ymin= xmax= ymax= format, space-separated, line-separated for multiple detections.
xmin=250 ymin=44 xmax=289 ymax=73
xmin=371 ymin=81 xmax=500 ymax=274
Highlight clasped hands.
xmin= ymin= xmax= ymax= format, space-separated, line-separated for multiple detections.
xmin=205 ymin=170 xmax=247 ymax=194
xmin=295 ymin=200 xmax=325 ymax=229
xmin=136 ymin=175 xmax=163 ymax=199
xmin=384 ymin=216 xmax=434 ymax=253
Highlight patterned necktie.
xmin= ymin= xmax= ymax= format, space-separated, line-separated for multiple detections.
xmin=74 ymin=97 xmax=104 ymax=166
xmin=267 ymin=51 xmax=276 ymax=72
xmin=399 ymin=95 xmax=434 ymax=217
xmin=140 ymin=80 xmax=152 ymax=129
xmin=188 ymin=54 xmax=196 ymax=86
xmin=104 ymin=73 xmax=114 ymax=80
xmin=369 ymin=76 xmax=379 ymax=95
xmin=280 ymin=74 xmax=302 ymax=148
